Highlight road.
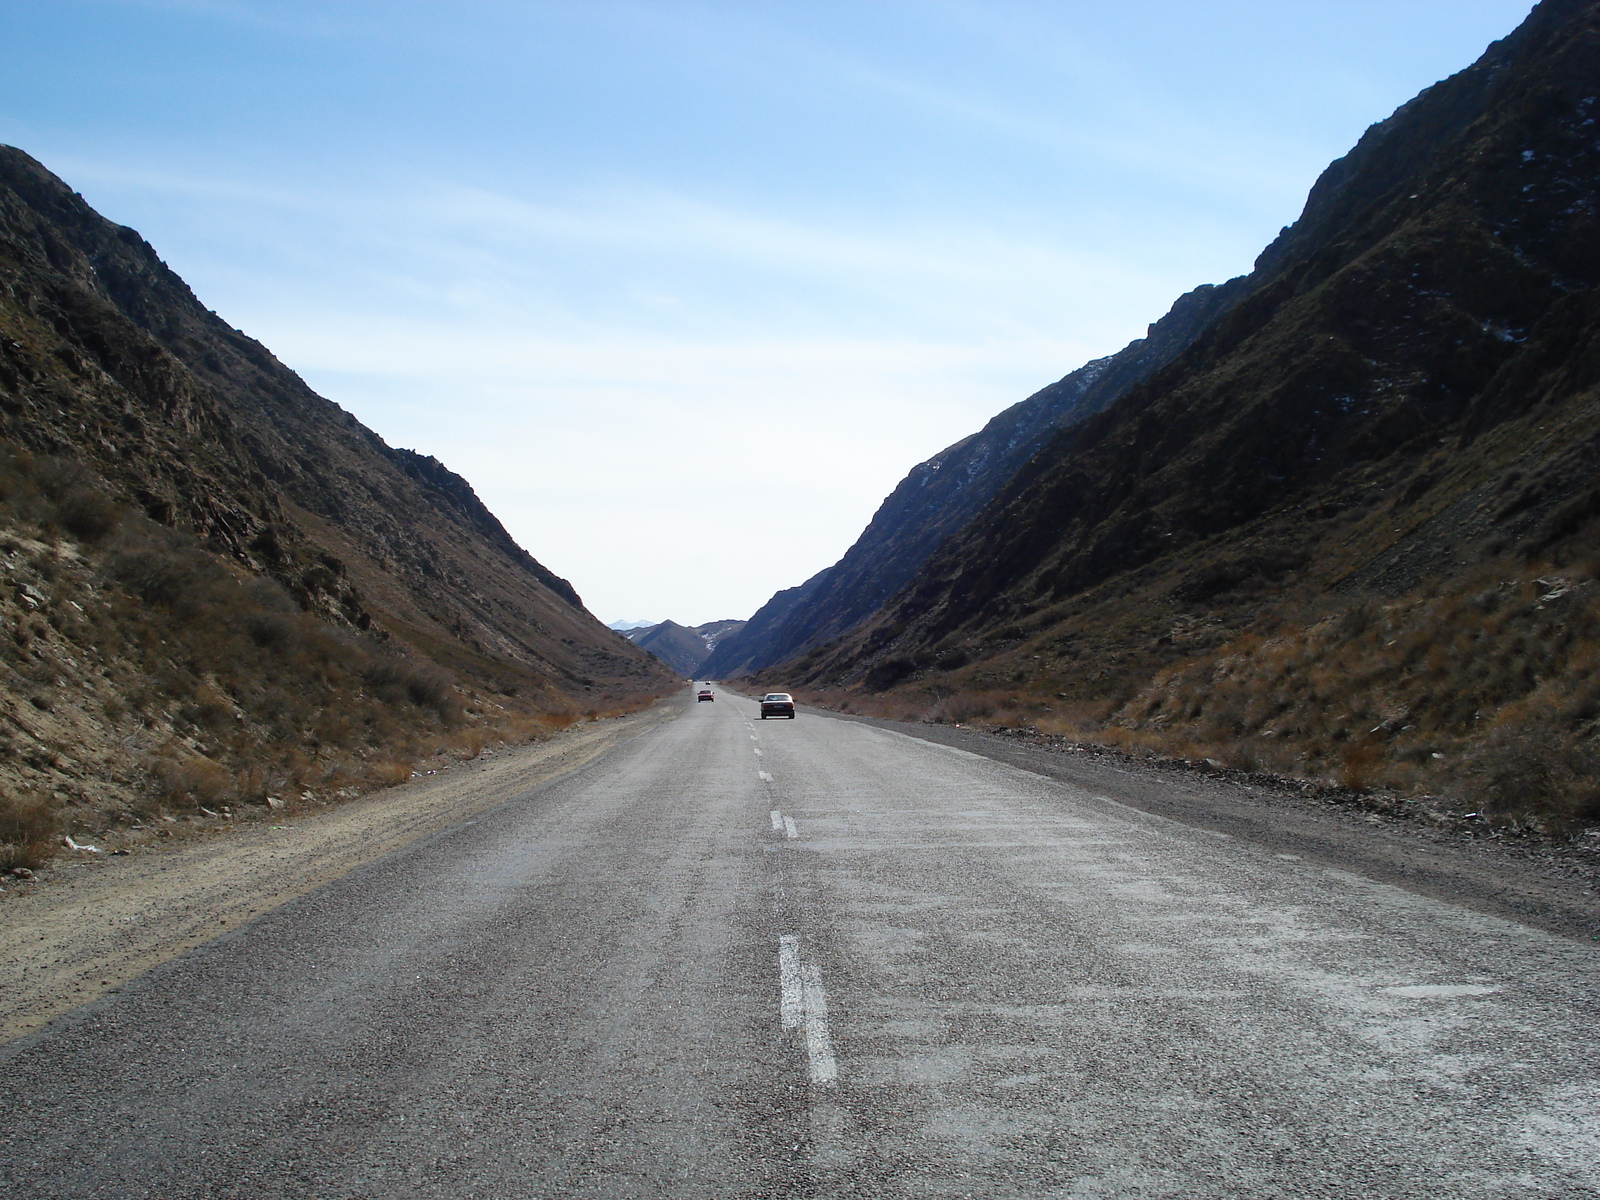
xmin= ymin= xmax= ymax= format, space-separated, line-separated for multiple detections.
xmin=3 ymin=688 xmax=1598 ymax=1198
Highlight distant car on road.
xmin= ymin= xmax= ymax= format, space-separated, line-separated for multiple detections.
xmin=759 ymin=692 xmax=795 ymax=719
xmin=697 ymin=689 xmax=715 ymax=702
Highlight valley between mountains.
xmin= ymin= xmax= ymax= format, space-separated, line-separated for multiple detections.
xmin=5 ymin=1 xmax=1600 ymax=1194
xmin=5 ymin=0 xmax=1600 ymax=879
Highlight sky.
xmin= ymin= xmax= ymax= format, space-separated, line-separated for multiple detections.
xmin=0 ymin=0 xmax=1538 ymax=627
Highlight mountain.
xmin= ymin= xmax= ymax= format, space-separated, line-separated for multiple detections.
xmin=701 ymin=278 xmax=1249 ymax=679
xmin=623 ymin=618 xmax=747 ymax=676
xmin=767 ymin=0 xmax=1600 ymax=829
xmin=0 ymin=146 xmax=674 ymax=864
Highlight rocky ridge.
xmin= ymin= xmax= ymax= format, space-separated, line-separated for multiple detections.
xmin=702 ymin=278 xmax=1249 ymax=678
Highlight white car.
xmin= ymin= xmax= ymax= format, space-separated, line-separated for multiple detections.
xmin=759 ymin=693 xmax=795 ymax=719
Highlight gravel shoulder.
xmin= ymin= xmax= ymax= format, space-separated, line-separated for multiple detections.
xmin=805 ymin=706 xmax=1600 ymax=944
xmin=0 ymin=706 xmax=672 ymax=1044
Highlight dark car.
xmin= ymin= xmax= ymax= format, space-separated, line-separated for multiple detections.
xmin=759 ymin=692 xmax=795 ymax=719
xmin=697 ymin=689 xmax=715 ymax=702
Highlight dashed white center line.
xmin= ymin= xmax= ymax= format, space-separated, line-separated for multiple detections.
xmin=771 ymin=810 xmax=784 ymax=832
xmin=753 ymin=748 xmax=763 ymax=757
xmin=783 ymin=816 xmax=798 ymax=840
xmin=778 ymin=935 xmax=803 ymax=1030
xmin=758 ymin=770 xmax=773 ymax=782
xmin=777 ymin=935 xmax=837 ymax=1085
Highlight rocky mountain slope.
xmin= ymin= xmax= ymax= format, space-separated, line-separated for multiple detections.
xmin=768 ymin=0 xmax=1600 ymax=829
xmin=624 ymin=618 xmax=745 ymax=676
xmin=0 ymin=147 xmax=674 ymax=866
xmin=702 ymin=278 xmax=1248 ymax=678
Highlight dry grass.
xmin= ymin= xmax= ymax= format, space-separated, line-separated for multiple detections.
xmin=777 ymin=557 xmax=1600 ymax=835
xmin=1052 ymin=566 xmax=1600 ymax=830
xmin=0 ymin=789 xmax=56 ymax=871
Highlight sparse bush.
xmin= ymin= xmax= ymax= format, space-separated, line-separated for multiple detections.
xmin=864 ymin=656 xmax=917 ymax=691
xmin=107 ymin=541 xmax=216 ymax=612
xmin=367 ymin=759 xmax=415 ymax=787
xmin=361 ymin=656 xmax=460 ymax=722
xmin=245 ymin=612 xmax=297 ymax=651
xmin=183 ymin=682 xmax=236 ymax=731
xmin=1458 ymin=722 xmax=1600 ymax=830
xmin=1338 ymin=742 xmax=1383 ymax=792
xmin=54 ymin=487 xmax=122 ymax=542
xmin=152 ymin=753 xmax=233 ymax=809
xmin=0 ymin=789 xmax=56 ymax=870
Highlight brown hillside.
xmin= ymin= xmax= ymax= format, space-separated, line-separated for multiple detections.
xmin=0 ymin=147 xmax=673 ymax=867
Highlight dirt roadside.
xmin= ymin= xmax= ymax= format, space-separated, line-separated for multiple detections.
xmin=0 ymin=704 xmax=675 ymax=1044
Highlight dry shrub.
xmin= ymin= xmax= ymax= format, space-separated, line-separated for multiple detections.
xmin=107 ymin=539 xmax=218 ymax=614
xmin=1034 ymin=699 xmax=1115 ymax=739
xmin=0 ymin=790 xmax=56 ymax=870
xmin=361 ymin=656 xmax=460 ymax=722
xmin=183 ymin=681 xmax=236 ymax=731
xmin=152 ymin=752 xmax=232 ymax=809
xmin=1057 ymin=563 xmax=1600 ymax=823
xmin=245 ymin=611 xmax=297 ymax=652
xmin=54 ymin=487 xmax=122 ymax=543
xmin=366 ymin=759 xmax=414 ymax=787
xmin=1457 ymin=722 xmax=1600 ymax=831
xmin=1338 ymin=742 xmax=1383 ymax=792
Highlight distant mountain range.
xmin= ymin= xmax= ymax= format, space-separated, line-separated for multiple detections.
xmin=621 ymin=619 xmax=745 ymax=676
xmin=729 ymin=0 xmax=1600 ymax=829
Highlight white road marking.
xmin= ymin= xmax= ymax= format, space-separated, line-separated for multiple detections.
xmin=771 ymin=810 xmax=784 ymax=832
xmin=777 ymin=936 xmax=839 ymax=1085
xmin=778 ymin=935 xmax=803 ymax=1029
xmin=758 ymin=770 xmax=773 ymax=782
xmin=800 ymin=963 xmax=838 ymax=1084
xmin=754 ymin=748 xmax=763 ymax=757
xmin=784 ymin=816 xmax=798 ymax=840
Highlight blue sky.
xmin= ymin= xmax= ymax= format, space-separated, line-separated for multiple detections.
xmin=1 ymin=0 xmax=1537 ymax=625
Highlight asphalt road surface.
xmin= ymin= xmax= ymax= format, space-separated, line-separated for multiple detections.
xmin=4 ymin=689 xmax=1599 ymax=1198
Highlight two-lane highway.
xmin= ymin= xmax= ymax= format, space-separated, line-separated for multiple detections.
xmin=4 ymin=689 xmax=1598 ymax=1198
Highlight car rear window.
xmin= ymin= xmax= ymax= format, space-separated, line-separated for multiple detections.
xmin=764 ymin=694 xmax=792 ymax=701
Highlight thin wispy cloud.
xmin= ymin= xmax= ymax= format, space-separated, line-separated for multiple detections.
xmin=2 ymin=0 xmax=1538 ymax=622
